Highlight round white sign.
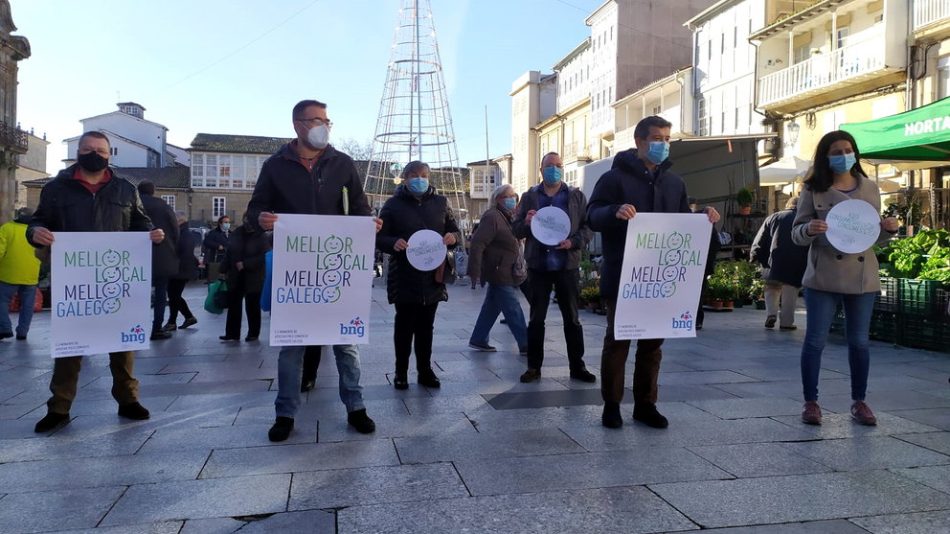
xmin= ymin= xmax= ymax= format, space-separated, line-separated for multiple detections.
xmin=825 ymin=199 xmax=881 ymax=254
xmin=406 ymin=229 xmax=447 ymax=272
xmin=531 ymin=206 xmax=571 ymax=246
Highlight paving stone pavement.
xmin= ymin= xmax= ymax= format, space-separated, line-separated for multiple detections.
xmin=1 ymin=283 xmax=949 ymax=533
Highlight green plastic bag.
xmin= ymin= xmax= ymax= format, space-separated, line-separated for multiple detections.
xmin=204 ymin=279 xmax=229 ymax=314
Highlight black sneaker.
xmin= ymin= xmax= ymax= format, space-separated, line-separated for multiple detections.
xmin=118 ymin=402 xmax=150 ymax=420
xmin=633 ymin=404 xmax=668 ymax=429
xmin=268 ymin=416 xmax=294 ymax=442
xmin=300 ymin=379 xmax=316 ymax=392
xmin=602 ymin=403 xmax=623 ymax=429
xmin=150 ymin=330 xmax=172 ymax=341
xmin=418 ymin=369 xmax=441 ymax=388
xmin=520 ymin=368 xmax=541 ymax=383
xmin=180 ymin=317 xmax=198 ymax=329
xmin=16 ymin=334 xmax=26 ymax=341
xmin=34 ymin=412 xmax=70 ymax=433
xmin=0 ymin=332 xmax=13 ymax=340
xmin=570 ymin=368 xmax=597 ymax=383
xmin=468 ymin=341 xmax=496 ymax=352
xmin=347 ymin=409 xmax=376 ymax=434
xmin=162 ymin=322 xmax=177 ymax=332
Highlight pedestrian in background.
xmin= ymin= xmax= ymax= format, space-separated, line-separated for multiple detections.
xmin=0 ymin=207 xmax=41 ymax=341
xmin=137 ymin=180 xmax=179 ymax=340
xmin=376 ymin=160 xmax=461 ymax=390
xmin=203 ymin=215 xmax=230 ymax=282
xmin=512 ymin=151 xmax=595 ymax=384
xmin=467 ymin=184 xmax=528 ymax=354
xmin=164 ymin=211 xmax=199 ymax=331
xmin=750 ymin=196 xmax=808 ymax=330
xmin=220 ymin=212 xmax=268 ymax=342
xmin=791 ymin=130 xmax=898 ymax=426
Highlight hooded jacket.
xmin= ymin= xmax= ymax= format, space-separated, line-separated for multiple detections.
xmin=376 ymin=185 xmax=461 ymax=305
xmin=586 ymin=148 xmax=690 ymax=299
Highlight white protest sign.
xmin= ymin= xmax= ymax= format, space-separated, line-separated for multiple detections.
xmin=406 ymin=229 xmax=446 ymax=271
xmin=614 ymin=214 xmax=711 ymax=340
xmin=271 ymin=214 xmax=375 ymax=346
xmin=531 ymin=206 xmax=571 ymax=246
xmin=825 ymin=199 xmax=880 ymax=254
xmin=51 ymin=232 xmax=152 ymax=358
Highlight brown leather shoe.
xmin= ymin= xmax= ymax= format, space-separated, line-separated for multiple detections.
xmin=764 ymin=315 xmax=777 ymax=328
xmin=519 ymin=368 xmax=541 ymax=383
xmin=851 ymin=401 xmax=877 ymax=426
xmin=801 ymin=401 xmax=822 ymax=425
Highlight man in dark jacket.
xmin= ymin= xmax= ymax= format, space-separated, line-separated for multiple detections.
xmin=203 ymin=216 xmax=230 ymax=281
xmin=750 ymin=196 xmax=808 ymax=330
xmin=27 ymin=131 xmax=165 ymax=433
xmin=165 ymin=211 xmax=199 ymax=331
xmin=512 ymin=152 xmax=595 ymax=384
xmin=249 ymin=99 xmax=381 ymax=442
xmin=587 ymin=116 xmax=720 ymax=430
xmin=137 ymin=180 xmax=179 ymax=340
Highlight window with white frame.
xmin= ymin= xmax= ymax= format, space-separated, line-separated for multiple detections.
xmin=939 ymin=57 xmax=950 ymax=99
xmin=212 ymin=197 xmax=226 ymax=219
xmin=698 ymin=98 xmax=708 ymax=136
xmin=161 ymin=195 xmax=176 ymax=210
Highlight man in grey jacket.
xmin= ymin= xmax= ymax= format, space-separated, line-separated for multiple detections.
xmin=512 ymin=152 xmax=595 ymax=384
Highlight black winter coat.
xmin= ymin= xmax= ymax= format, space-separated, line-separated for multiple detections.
xmin=223 ymin=224 xmax=270 ymax=295
xmin=376 ymin=186 xmax=461 ymax=305
xmin=247 ymin=143 xmax=372 ymax=218
xmin=174 ymin=222 xmax=199 ymax=280
xmin=750 ymin=208 xmax=808 ymax=287
xmin=28 ymin=165 xmax=153 ymax=245
xmin=203 ymin=228 xmax=229 ymax=264
xmin=140 ymin=193 xmax=180 ymax=278
xmin=587 ymin=149 xmax=690 ymax=299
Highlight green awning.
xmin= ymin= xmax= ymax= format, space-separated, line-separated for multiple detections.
xmin=841 ymin=97 xmax=950 ymax=161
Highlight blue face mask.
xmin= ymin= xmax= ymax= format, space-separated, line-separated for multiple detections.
xmin=502 ymin=197 xmax=517 ymax=211
xmin=645 ymin=141 xmax=669 ymax=165
xmin=406 ymin=177 xmax=429 ymax=195
xmin=828 ymin=153 xmax=856 ymax=175
xmin=542 ymin=166 xmax=562 ymax=185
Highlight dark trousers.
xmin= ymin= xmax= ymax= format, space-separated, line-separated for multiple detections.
xmin=167 ymin=278 xmax=194 ymax=323
xmin=47 ymin=352 xmax=139 ymax=414
xmin=393 ymin=302 xmax=439 ymax=375
xmin=152 ymin=276 xmax=168 ymax=332
xmin=224 ymin=273 xmax=261 ymax=338
xmin=601 ymin=298 xmax=664 ymax=406
xmin=526 ymin=268 xmax=585 ymax=370
xmin=303 ymin=346 xmax=322 ymax=383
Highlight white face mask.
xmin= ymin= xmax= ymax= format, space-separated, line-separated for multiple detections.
xmin=307 ymin=124 xmax=329 ymax=149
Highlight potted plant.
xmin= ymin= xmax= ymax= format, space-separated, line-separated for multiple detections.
xmin=580 ymin=284 xmax=601 ymax=313
xmin=736 ymin=187 xmax=754 ymax=215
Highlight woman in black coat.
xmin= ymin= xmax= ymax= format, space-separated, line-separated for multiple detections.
xmin=165 ymin=212 xmax=199 ymax=331
xmin=376 ymin=161 xmax=461 ymax=390
xmin=220 ymin=213 xmax=270 ymax=342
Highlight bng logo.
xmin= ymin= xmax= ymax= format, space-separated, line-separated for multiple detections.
xmin=671 ymin=311 xmax=693 ymax=331
xmin=340 ymin=317 xmax=366 ymax=338
xmin=121 ymin=324 xmax=147 ymax=344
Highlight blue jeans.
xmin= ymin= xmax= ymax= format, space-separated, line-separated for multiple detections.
xmin=0 ymin=283 xmax=36 ymax=337
xmin=275 ymin=344 xmax=365 ymax=417
xmin=470 ymin=284 xmax=528 ymax=351
xmin=801 ymin=288 xmax=876 ymax=402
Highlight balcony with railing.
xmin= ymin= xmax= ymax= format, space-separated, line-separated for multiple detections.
xmin=758 ymin=25 xmax=904 ymax=112
xmin=914 ymin=0 xmax=950 ymax=37
xmin=0 ymin=121 xmax=28 ymax=154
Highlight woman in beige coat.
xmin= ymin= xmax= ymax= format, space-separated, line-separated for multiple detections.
xmin=791 ymin=130 xmax=899 ymax=426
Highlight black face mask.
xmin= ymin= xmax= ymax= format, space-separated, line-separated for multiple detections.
xmin=77 ymin=151 xmax=109 ymax=172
